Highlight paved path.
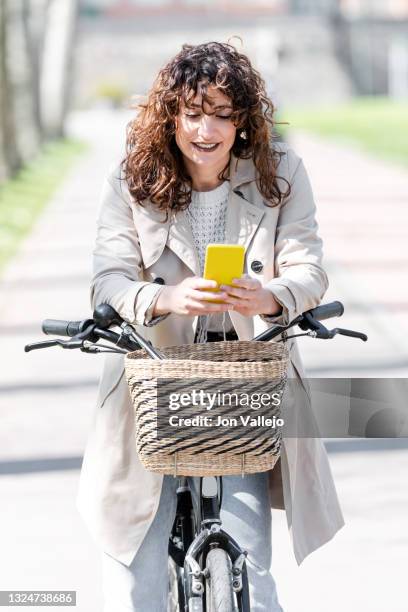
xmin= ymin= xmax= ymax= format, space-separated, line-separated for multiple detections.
xmin=288 ymin=131 xmax=408 ymax=377
xmin=0 ymin=110 xmax=407 ymax=611
xmin=276 ymin=132 xmax=408 ymax=611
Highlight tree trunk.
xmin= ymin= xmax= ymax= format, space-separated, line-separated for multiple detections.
xmin=5 ymin=0 xmax=41 ymax=164
xmin=40 ymin=0 xmax=79 ymax=139
xmin=24 ymin=0 xmax=50 ymax=136
xmin=0 ymin=0 xmax=78 ymax=182
xmin=0 ymin=0 xmax=22 ymax=181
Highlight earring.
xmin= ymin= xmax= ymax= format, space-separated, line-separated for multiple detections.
xmin=239 ymin=130 xmax=247 ymax=140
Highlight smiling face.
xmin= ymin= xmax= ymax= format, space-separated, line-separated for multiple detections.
xmin=174 ymin=84 xmax=237 ymax=189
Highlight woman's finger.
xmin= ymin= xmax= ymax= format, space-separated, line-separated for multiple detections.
xmin=189 ymin=277 xmax=218 ymax=290
xmin=231 ymin=277 xmax=260 ymax=290
xmin=185 ymin=299 xmax=231 ymax=314
xmin=222 ymin=286 xmax=253 ymax=300
xmin=222 ymin=295 xmax=252 ymax=308
xmin=188 ymin=289 xmax=229 ymax=302
xmin=220 ymin=279 xmax=259 ymax=293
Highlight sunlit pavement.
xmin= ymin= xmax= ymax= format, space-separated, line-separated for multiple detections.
xmin=288 ymin=130 xmax=408 ymax=378
xmin=0 ymin=110 xmax=407 ymax=611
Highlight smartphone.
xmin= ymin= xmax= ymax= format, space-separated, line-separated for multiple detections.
xmin=203 ymin=243 xmax=245 ymax=302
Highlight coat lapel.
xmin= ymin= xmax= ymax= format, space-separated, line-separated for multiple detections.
xmin=225 ymin=189 xmax=264 ymax=249
xmin=129 ymin=198 xmax=170 ymax=268
xmin=131 ymin=201 xmax=200 ymax=274
xmin=167 ymin=209 xmax=200 ymax=276
xmin=225 ymin=151 xmax=265 ymax=248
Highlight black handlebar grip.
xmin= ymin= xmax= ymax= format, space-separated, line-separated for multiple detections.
xmin=307 ymin=301 xmax=344 ymax=322
xmin=42 ymin=319 xmax=93 ymax=337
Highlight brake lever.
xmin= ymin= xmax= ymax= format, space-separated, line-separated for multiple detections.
xmin=300 ymin=312 xmax=367 ymax=342
xmin=331 ymin=327 xmax=368 ymax=342
xmin=25 ymin=338 xmax=85 ymax=352
xmin=25 ymin=339 xmax=60 ymax=352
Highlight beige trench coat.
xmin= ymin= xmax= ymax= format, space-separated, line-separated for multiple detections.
xmin=76 ymin=142 xmax=345 ymax=567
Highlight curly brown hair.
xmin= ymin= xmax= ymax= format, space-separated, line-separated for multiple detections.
xmin=122 ymin=41 xmax=290 ymax=212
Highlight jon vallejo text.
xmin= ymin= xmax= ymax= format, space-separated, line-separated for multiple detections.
xmin=168 ymin=414 xmax=284 ymax=428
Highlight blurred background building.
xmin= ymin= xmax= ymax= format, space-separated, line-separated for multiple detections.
xmin=1 ymin=0 xmax=408 ymax=182
xmin=74 ymin=0 xmax=408 ymax=112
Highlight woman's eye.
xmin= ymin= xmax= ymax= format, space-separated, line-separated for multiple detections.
xmin=184 ymin=113 xmax=232 ymax=120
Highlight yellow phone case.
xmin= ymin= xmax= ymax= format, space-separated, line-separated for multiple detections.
xmin=203 ymin=244 xmax=245 ymax=302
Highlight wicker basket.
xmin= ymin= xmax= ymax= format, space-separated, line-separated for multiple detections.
xmin=124 ymin=340 xmax=288 ymax=476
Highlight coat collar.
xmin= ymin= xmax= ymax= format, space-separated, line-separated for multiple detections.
xmin=133 ymin=153 xmax=263 ymax=275
xmin=229 ymin=152 xmax=257 ymax=189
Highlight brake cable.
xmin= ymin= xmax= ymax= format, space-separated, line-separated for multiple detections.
xmin=81 ymin=341 xmax=127 ymax=354
xmin=279 ymin=331 xmax=316 ymax=341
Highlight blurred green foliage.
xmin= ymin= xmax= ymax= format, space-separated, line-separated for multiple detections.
xmin=95 ymin=82 xmax=129 ymax=107
xmin=279 ymin=97 xmax=408 ymax=167
xmin=0 ymin=139 xmax=87 ymax=274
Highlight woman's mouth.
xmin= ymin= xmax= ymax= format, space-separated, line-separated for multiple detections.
xmin=192 ymin=142 xmax=220 ymax=152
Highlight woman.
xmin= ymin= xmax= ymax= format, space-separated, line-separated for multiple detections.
xmin=76 ymin=42 xmax=345 ymax=611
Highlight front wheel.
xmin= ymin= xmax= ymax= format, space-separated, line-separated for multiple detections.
xmin=205 ymin=548 xmax=235 ymax=612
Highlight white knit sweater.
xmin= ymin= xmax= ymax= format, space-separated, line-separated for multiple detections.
xmin=187 ymin=181 xmax=229 ymax=270
xmin=186 ymin=181 xmax=233 ymax=339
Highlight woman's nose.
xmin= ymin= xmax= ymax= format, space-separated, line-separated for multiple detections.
xmin=196 ymin=115 xmax=218 ymax=140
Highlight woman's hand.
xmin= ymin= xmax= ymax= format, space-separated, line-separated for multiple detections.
xmin=152 ymin=277 xmax=232 ymax=317
xmin=220 ymin=275 xmax=282 ymax=317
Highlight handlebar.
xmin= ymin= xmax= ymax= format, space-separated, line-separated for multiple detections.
xmin=30 ymin=305 xmax=166 ymax=360
xmin=253 ymin=300 xmax=347 ymax=342
xmin=25 ymin=300 xmax=367 ymax=356
xmin=302 ymin=300 xmax=344 ymax=323
xmin=41 ymin=305 xmax=129 ymax=338
xmin=42 ymin=319 xmax=94 ymax=337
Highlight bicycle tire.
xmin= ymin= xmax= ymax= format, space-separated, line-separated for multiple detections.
xmin=205 ymin=548 xmax=235 ymax=612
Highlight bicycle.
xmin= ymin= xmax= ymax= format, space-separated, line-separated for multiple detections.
xmin=25 ymin=300 xmax=367 ymax=611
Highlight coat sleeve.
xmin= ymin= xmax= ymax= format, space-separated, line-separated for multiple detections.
xmin=90 ymin=169 xmax=169 ymax=326
xmin=262 ymin=148 xmax=329 ymax=326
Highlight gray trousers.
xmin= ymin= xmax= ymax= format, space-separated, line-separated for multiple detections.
xmin=101 ymin=472 xmax=284 ymax=611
